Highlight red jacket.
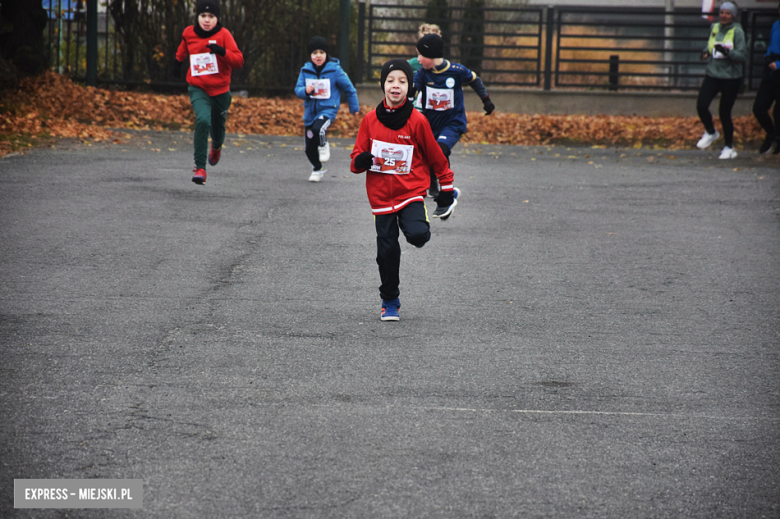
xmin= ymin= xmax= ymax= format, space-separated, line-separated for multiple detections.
xmin=351 ymin=102 xmax=454 ymax=215
xmin=176 ymin=26 xmax=244 ymax=96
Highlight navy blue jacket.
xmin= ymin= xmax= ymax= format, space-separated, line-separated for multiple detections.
xmin=413 ymin=60 xmax=488 ymax=135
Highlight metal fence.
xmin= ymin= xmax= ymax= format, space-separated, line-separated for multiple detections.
xmin=365 ymin=3 xmax=543 ymax=87
xmin=42 ymin=0 xmax=348 ymax=93
xmin=45 ymin=1 xmax=778 ymax=92
xmin=365 ymin=3 xmax=777 ymax=92
xmin=552 ymin=7 xmax=776 ymax=91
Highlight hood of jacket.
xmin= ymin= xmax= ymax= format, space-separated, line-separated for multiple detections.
xmin=301 ymin=57 xmax=342 ymax=74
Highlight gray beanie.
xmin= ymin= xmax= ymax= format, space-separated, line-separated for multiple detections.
xmin=720 ymin=2 xmax=738 ymax=18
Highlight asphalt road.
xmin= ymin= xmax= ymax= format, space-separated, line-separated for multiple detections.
xmin=1 ymin=130 xmax=779 ymax=518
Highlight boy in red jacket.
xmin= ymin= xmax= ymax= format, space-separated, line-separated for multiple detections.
xmin=351 ymin=59 xmax=460 ymax=321
xmin=173 ymin=0 xmax=244 ymax=185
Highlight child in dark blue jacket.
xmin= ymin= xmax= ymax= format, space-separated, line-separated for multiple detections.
xmin=295 ymin=36 xmax=360 ymax=182
xmin=413 ymin=34 xmax=494 ymax=198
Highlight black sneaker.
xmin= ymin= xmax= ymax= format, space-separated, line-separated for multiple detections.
xmin=432 ymin=187 xmax=460 ymax=220
xmin=759 ymin=134 xmax=776 ymax=155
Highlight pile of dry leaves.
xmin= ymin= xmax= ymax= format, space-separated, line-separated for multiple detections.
xmin=0 ymin=71 xmax=766 ymax=157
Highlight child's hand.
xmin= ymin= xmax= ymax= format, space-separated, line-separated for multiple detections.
xmin=207 ymin=43 xmax=226 ymax=57
xmin=354 ymin=152 xmax=374 ymax=170
xmin=481 ymin=96 xmax=495 ymax=115
xmin=305 ymin=85 xmax=314 ymax=94
xmin=435 ymin=189 xmax=454 ymax=207
xmin=701 ymin=51 xmax=709 ymax=61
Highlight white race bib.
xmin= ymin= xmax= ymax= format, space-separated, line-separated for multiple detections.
xmin=369 ymin=140 xmax=414 ymax=175
xmin=306 ymin=78 xmax=331 ymax=99
xmin=190 ymin=52 xmax=219 ymax=76
xmin=425 ymin=87 xmax=454 ymax=111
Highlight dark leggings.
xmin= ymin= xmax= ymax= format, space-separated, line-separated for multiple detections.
xmin=304 ymin=116 xmax=331 ymax=170
xmin=752 ymin=68 xmax=780 ymax=137
xmin=697 ymin=75 xmax=742 ymax=147
xmin=375 ymin=202 xmax=430 ymax=301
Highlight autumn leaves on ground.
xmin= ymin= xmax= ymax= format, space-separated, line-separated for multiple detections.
xmin=0 ymin=71 xmax=767 ymax=157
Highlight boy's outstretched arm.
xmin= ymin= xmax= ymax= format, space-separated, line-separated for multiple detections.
xmin=337 ymin=68 xmax=361 ymax=113
xmin=464 ymin=70 xmax=494 ymax=115
xmin=218 ymin=31 xmax=244 ymax=70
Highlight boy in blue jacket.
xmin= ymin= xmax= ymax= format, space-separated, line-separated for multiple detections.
xmin=413 ymin=33 xmax=494 ymax=198
xmin=295 ymin=36 xmax=361 ymax=182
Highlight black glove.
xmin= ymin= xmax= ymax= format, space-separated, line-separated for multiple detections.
xmin=207 ymin=43 xmax=226 ymax=57
xmin=435 ymin=189 xmax=454 ymax=207
xmin=170 ymin=59 xmax=182 ymax=79
xmin=713 ymin=44 xmax=729 ymax=56
xmin=354 ymin=152 xmax=374 ymax=170
xmin=482 ymin=96 xmax=495 ymax=115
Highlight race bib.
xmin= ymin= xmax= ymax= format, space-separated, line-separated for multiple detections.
xmin=713 ymin=41 xmax=733 ymax=60
xmin=425 ymin=87 xmax=454 ymax=111
xmin=190 ymin=52 xmax=219 ymax=76
xmin=369 ymin=140 xmax=414 ymax=175
xmin=306 ymin=78 xmax=331 ymax=99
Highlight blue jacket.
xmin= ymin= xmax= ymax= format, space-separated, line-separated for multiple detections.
xmin=413 ymin=60 xmax=488 ymax=136
xmin=295 ymin=58 xmax=360 ymax=126
xmin=766 ymin=20 xmax=780 ymax=70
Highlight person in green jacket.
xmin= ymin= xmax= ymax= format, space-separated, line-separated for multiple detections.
xmin=695 ymin=2 xmax=747 ymax=159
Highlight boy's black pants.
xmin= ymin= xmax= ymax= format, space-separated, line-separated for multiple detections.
xmin=304 ymin=115 xmax=331 ymax=170
xmin=696 ymin=75 xmax=741 ymax=147
xmin=375 ymin=202 xmax=430 ymax=301
xmin=752 ymin=67 xmax=780 ymax=137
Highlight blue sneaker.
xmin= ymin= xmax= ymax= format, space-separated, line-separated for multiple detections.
xmin=433 ymin=187 xmax=460 ymax=220
xmin=381 ymin=298 xmax=400 ymax=321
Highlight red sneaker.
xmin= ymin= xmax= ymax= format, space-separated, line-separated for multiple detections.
xmin=208 ymin=145 xmax=221 ymax=166
xmin=192 ymin=168 xmax=207 ymax=185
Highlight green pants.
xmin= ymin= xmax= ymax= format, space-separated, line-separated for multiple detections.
xmin=188 ymin=86 xmax=232 ymax=169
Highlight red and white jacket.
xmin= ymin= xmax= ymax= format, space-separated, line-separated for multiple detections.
xmin=176 ymin=26 xmax=244 ymax=97
xmin=350 ymin=102 xmax=454 ymax=215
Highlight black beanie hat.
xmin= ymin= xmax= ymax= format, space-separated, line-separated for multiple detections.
xmin=196 ymin=0 xmax=220 ymax=18
xmin=416 ymin=33 xmax=444 ymax=59
xmin=308 ymin=36 xmax=329 ymax=56
xmin=380 ymin=59 xmax=416 ymax=98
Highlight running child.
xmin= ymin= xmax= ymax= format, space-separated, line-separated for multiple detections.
xmin=350 ymin=59 xmax=460 ymax=322
xmin=413 ymin=33 xmax=494 ymax=199
xmin=408 ymin=23 xmax=442 ymax=111
xmin=173 ymin=0 xmax=244 ymax=185
xmin=295 ymin=36 xmax=360 ymax=182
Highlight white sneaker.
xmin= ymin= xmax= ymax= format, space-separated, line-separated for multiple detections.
xmin=308 ymin=169 xmax=325 ymax=182
xmin=318 ymin=144 xmax=330 ymax=163
xmin=718 ymin=146 xmax=737 ymax=159
xmin=696 ymin=130 xmax=720 ymax=149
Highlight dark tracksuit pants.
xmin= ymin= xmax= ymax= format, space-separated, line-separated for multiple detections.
xmin=188 ymin=86 xmax=231 ymax=169
xmin=752 ymin=67 xmax=780 ymax=137
xmin=696 ymin=75 xmax=741 ymax=148
xmin=304 ymin=115 xmax=331 ymax=171
xmin=375 ymin=202 xmax=430 ymax=301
